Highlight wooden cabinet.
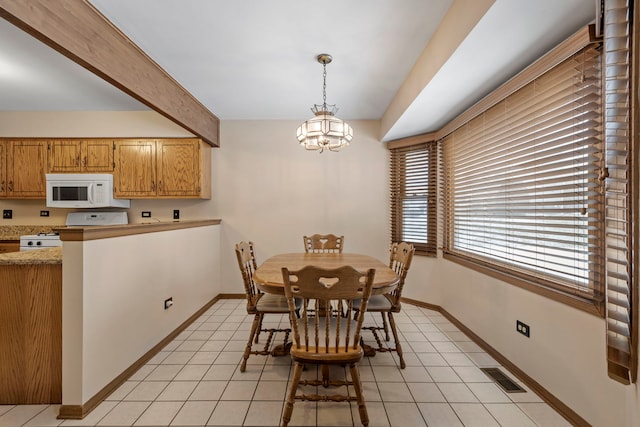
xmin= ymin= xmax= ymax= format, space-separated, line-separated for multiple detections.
xmin=114 ymin=138 xmax=210 ymax=199
xmin=48 ymin=139 xmax=114 ymax=173
xmin=113 ymin=139 xmax=157 ymax=197
xmin=0 ymin=142 xmax=6 ymax=197
xmin=0 ymin=241 xmax=19 ymax=254
xmin=5 ymin=140 xmax=48 ymax=198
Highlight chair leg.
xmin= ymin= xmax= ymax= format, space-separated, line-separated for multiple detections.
xmin=349 ymin=363 xmax=369 ymax=426
xmin=255 ymin=313 xmax=265 ymax=343
xmin=388 ymin=312 xmax=405 ymax=369
xmin=241 ymin=313 xmax=262 ymax=372
xmin=381 ymin=312 xmax=390 ymax=341
xmin=282 ymin=362 xmax=303 ymax=427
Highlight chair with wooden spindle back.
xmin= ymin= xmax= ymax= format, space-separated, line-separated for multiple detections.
xmin=234 ymin=241 xmax=294 ymax=372
xmin=356 ymin=242 xmax=415 ymax=369
xmin=303 ymin=233 xmax=344 ymax=253
xmin=280 ymin=265 xmax=375 ymax=427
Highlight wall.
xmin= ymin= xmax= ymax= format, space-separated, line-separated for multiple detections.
xmin=62 ymin=224 xmax=220 ymax=405
xmin=215 ymin=120 xmax=390 ymax=293
xmin=402 ymin=251 xmax=637 ymax=427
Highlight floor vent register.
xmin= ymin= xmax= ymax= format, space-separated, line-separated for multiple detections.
xmin=480 ymin=367 xmax=526 ymax=393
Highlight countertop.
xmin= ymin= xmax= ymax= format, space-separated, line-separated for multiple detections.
xmin=0 ymin=247 xmax=62 ymax=265
xmin=0 ymin=225 xmax=63 ymax=240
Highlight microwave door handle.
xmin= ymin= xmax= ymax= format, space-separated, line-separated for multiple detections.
xmin=87 ymin=183 xmax=94 ymax=204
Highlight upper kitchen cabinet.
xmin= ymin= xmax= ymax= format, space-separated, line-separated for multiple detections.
xmin=5 ymin=140 xmax=48 ymax=198
xmin=113 ymin=139 xmax=157 ymax=197
xmin=157 ymin=139 xmax=210 ymax=198
xmin=114 ymin=138 xmax=210 ymax=199
xmin=48 ymin=139 xmax=114 ymax=173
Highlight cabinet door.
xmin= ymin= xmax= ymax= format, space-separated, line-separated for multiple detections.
xmin=83 ymin=140 xmax=114 ymax=172
xmin=157 ymin=139 xmax=200 ymax=197
xmin=114 ymin=140 xmax=156 ymax=197
xmin=0 ymin=142 xmax=6 ymax=196
xmin=48 ymin=140 xmax=82 ymax=172
xmin=7 ymin=140 xmax=48 ymax=198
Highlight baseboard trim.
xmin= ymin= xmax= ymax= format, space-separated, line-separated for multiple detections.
xmin=58 ymin=293 xmax=238 ymax=419
xmin=401 ymin=297 xmax=590 ymax=427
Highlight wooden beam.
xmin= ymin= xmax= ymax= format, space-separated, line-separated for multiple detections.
xmin=0 ymin=0 xmax=220 ymax=147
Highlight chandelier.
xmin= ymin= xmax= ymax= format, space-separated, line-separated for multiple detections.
xmin=296 ymin=54 xmax=353 ymax=153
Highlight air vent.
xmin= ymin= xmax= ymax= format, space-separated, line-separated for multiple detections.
xmin=480 ymin=367 xmax=526 ymax=393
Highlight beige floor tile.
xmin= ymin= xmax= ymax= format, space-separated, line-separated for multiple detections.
xmin=220 ymin=380 xmax=258 ymax=400
xmin=161 ymin=351 xmax=195 ymax=365
xmin=128 ymin=365 xmax=155 ymax=381
xmin=96 ymin=401 xmax=150 ymax=426
xmin=371 ymin=366 xmax=404 ymax=382
xmin=203 ymin=365 xmax=235 ymax=381
xmin=352 ymin=401 xmax=389 ymax=427
xmin=377 ymin=382 xmax=413 ymax=402
xmin=156 ymin=381 xmax=198 ymax=401
xmin=316 ymin=402 xmax=354 ymax=427
xmin=437 ymin=383 xmax=478 ymax=403
xmin=106 ymin=381 xmax=139 ymax=401
xmin=170 ymin=401 xmax=216 ymax=426
xmin=123 ymin=381 xmax=169 ymax=401
xmin=146 ymin=365 xmax=183 ymax=381
xmin=485 ymin=403 xmax=537 ymax=426
xmin=450 ymin=403 xmax=500 ymax=426
xmin=417 ymin=402 xmax=463 ymax=427
xmin=384 ymin=402 xmax=427 ymax=427
xmin=59 ymin=401 xmax=118 ymax=427
xmin=174 ymin=364 xmax=209 ymax=381
xmin=452 ymin=366 xmax=493 ymax=383
xmin=253 ymin=380 xmax=288 ymax=401
xmin=243 ymin=401 xmax=283 ymax=426
xmin=517 ymin=403 xmax=573 ymax=426
xmin=206 ymin=401 xmax=250 ymax=426
xmin=188 ymin=381 xmax=227 ymax=401
xmin=400 ymin=366 xmax=432 ymax=383
xmin=133 ymin=401 xmax=182 ymax=426
xmin=426 ymin=366 xmax=462 ymax=382
xmin=187 ymin=351 xmax=220 ymax=365
xmin=285 ymin=401 xmax=316 ymax=426
xmin=407 ymin=382 xmax=446 ymax=403
xmin=416 ymin=352 xmax=448 ymax=367
xmin=467 ymin=382 xmax=511 ymax=403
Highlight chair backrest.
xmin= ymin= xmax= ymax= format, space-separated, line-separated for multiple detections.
xmin=281 ymin=265 xmax=375 ymax=354
xmin=303 ymin=234 xmax=344 ymax=253
xmin=235 ymin=241 xmax=261 ymax=313
xmin=387 ymin=242 xmax=415 ymax=309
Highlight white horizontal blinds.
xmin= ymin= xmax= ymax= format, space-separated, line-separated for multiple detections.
xmin=604 ymin=0 xmax=635 ymax=385
xmin=390 ymin=142 xmax=437 ymax=255
xmin=444 ymin=45 xmax=604 ymax=297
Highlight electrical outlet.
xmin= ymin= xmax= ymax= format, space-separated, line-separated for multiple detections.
xmin=516 ymin=320 xmax=530 ymax=338
xmin=164 ymin=297 xmax=173 ymax=310
xmin=173 ymin=209 xmax=180 ymax=220
xmin=2 ymin=210 xmax=12 ymax=219
xmin=40 ymin=210 xmax=50 ymax=217
xmin=142 ymin=211 xmax=151 ymax=218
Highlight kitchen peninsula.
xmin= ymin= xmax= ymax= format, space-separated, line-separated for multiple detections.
xmin=0 ymin=219 xmax=222 ymax=418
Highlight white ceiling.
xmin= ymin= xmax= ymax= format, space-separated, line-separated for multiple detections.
xmin=0 ymin=0 xmax=595 ymax=142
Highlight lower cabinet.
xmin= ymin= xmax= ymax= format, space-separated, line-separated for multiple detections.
xmin=0 ymin=241 xmax=19 ymax=254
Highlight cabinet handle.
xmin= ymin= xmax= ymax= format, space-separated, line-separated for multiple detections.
xmin=151 ymin=181 xmax=155 ymax=191
xmin=82 ymin=156 xmax=87 ymax=166
xmin=8 ymin=181 xmax=12 ymax=192
xmin=76 ymin=156 xmax=80 ymax=166
xmin=159 ymin=181 xmax=163 ymax=191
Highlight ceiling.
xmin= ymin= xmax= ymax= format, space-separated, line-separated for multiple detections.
xmin=0 ymin=0 xmax=595 ymax=142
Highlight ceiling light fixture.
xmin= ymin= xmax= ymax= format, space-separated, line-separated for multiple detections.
xmin=296 ymin=54 xmax=353 ymax=153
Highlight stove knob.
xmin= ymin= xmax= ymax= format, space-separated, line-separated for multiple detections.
xmin=36 ymin=241 xmax=42 ymax=246
xmin=27 ymin=241 xmax=33 ymax=246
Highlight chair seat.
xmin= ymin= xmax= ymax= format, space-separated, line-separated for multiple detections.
xmin=290 ymin=346 xmax=363 ymax=365
xmin=354 ymin=294 xmax=392 ymax=311
xmin=256 ymin=293 xmax=293 ymax=313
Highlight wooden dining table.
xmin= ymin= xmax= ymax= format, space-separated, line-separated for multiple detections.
xmin=254 ymin=252 xmax=399 ymax=361
xmin=253 ymin=252 xmax=400 ymax=295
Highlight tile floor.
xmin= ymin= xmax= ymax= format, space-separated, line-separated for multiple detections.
xmin=0 ymin=299 xmax=572 ymax=427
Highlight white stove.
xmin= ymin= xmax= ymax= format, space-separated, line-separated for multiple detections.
xmin=19 ymin=232 xmax=62 ymax=251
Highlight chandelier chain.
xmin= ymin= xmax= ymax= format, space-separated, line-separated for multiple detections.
xmin=322 ymin=62 xmax=327 ymax=111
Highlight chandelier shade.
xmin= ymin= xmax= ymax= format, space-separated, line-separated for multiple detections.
xmin=297 ymin=54 xmax=352 ymax=153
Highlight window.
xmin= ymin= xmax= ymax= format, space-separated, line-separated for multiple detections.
xmin=442 ymin=44 xmax=604 ymax=310
xmin=390 ymin=141 xmax=438 ymax=256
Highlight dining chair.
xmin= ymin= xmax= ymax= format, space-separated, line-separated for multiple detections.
xmin=280 ymin=265 xmax=375 ymax=427
xmin=356 ymin=241 xmax=415 ymax=369
xmin=303 ymin=233 xmax=344 ymax=253
xmin=234 ymin=241 xmax=294 ymax=372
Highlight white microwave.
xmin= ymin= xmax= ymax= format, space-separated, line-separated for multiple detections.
xmin=46 ymin=173 xmax=131 ymax=208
